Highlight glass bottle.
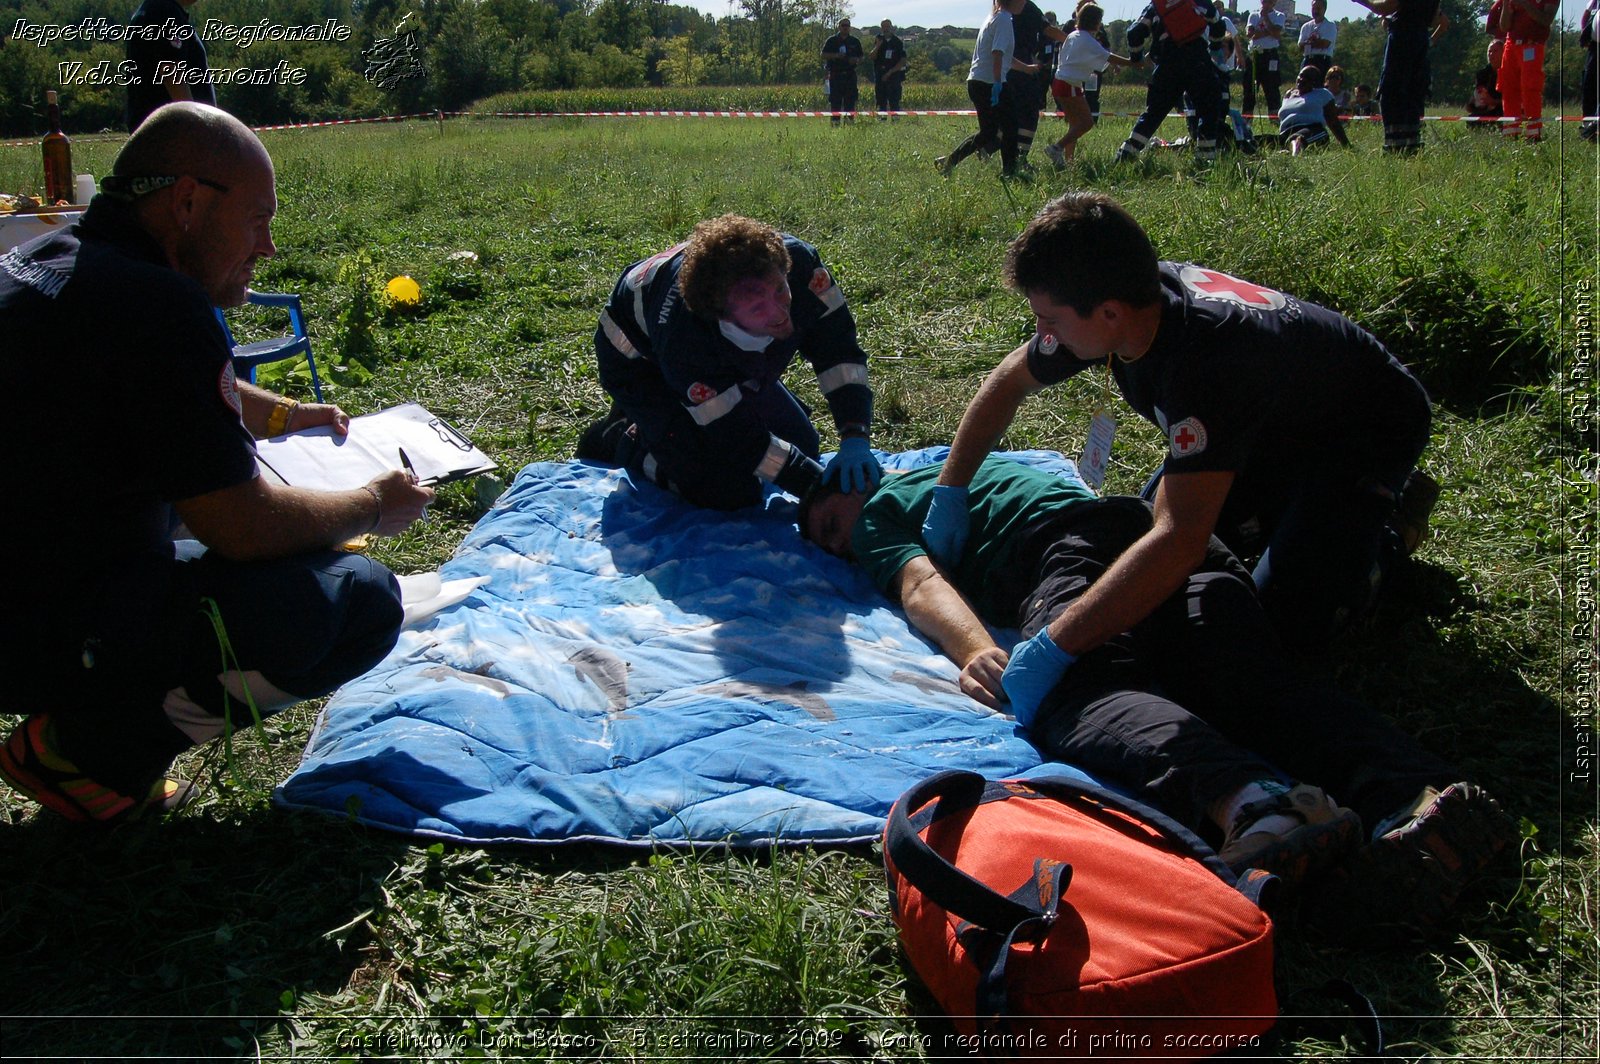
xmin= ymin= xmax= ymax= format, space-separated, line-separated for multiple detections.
xmin=42 ymin=90 xmax=73 ymax=204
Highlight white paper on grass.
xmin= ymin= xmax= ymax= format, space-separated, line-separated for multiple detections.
xmin=397 ymin=572 xmax=491 ymax=628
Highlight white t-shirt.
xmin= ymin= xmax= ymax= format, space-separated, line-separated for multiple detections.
xmin=1298 ymin=18 xmax=1336 ymax=56
xmin=969 ymin=9 xmax=1016 ymax=84
xmin=1055 ymin=29 xmax=1112 ymax=84
xmin=1247 ymin=9 xmax=1285 ymax=51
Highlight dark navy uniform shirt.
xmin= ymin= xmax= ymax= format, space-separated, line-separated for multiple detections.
xmin=0 ymin=198 xmax=257 ymax=635
xmin=595 ymin=235 xmax=872 ymax=489
xmin=126 ymin=0 xmax=216 ymax=130
xmin=1390 ymin=0 xmax=1442 ymax=32
xmin=1011 ymin=1 xmax=1049 ymax=64
xmin=873 ymin=34 xmax=907 ymax=82
xmin=823 ymin=33 xmax=864 ymax=80
xmin=1025 ymin=262 xmax=1430 ymax=483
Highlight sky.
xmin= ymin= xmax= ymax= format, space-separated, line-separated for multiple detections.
xmin=690 ymin=0 xmax=1388 ymax=29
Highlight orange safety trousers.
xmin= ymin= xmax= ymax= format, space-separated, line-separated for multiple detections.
xmin=1498 ymin=40 xmax=1546 ymax=138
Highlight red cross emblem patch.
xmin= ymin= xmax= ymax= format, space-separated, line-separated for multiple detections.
xmin=218 ymin=360 xmax=242 ymax=416
xmin=1169 ymin=417 xmax=1208 ymax=457
xmin=687 ymin=381 xmax=718 ymax=404
xmin=1179 ymin=266 xmax=1286 ymax=311
xmin=810 ymin=267 xmax=845 ymax=312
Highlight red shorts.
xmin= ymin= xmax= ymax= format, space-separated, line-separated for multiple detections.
xmin=1051 ymin=78 xmax=1087 ymax=105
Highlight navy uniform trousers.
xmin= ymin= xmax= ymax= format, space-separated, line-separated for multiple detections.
xmin=1124 ymin=44 xmax=1226 ymax=157
xmin=1379 ymin=25 xmax=1432 ymax=151
xmin=999 ymin=496 xmax=1452 ymax=839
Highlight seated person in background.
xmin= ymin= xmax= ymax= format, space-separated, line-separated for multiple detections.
xmin=1466 ymin=64 xmax=1505 ymax=128
xmin=1351 ymin=83 xmax=1379 ymax=115
xmin=0 ymin=103 xmax=434 ymax=824
xmin=1273 ymin=65 xmax=1351 ymax=152
xmin=579 ymin=215 xmax=880 ymax=510
xmin=1325 ymin=64 xmax=1352 ymax=109
xmin=801 ymin=455 xmax=1516 ymax=934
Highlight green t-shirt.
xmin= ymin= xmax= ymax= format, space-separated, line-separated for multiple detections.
xmin=851 ymin=457 xmax=1096 ymax=623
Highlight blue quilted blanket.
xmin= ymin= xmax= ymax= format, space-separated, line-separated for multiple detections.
xmin=274 ymin=449 xmax=1101 ymax=847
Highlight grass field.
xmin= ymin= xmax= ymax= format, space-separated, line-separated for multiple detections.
xmin=0 ymin=104 xmax=1596 ymax=1061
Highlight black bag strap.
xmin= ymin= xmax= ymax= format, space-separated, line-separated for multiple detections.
xmin=885 ymin=770 xmax=1065 ymax=933
xmin=886 ymin=770 xmax=1258 ymax=936
xmin=1011 ymin=773 xmax=1246 ymax=889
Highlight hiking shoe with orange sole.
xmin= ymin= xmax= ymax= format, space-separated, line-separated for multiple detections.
xmin=0 ymin=714 xmax=192 ymax=824
xmin=1219 ymin=784 xmax=1363 ymax=885
xmin=1300 ymin=782 xmax=1517 ymax=942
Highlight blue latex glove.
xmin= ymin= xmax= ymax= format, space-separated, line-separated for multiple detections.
xmin=822 ymin=436 xmax=883 ymax=495
xmin=921 ymin=484 xmax=971 ymax=566
xmin=989 ymin=81 xmax=1003 ymax=107
xmin=1001 ymin=629 xmax=1077 ymax=728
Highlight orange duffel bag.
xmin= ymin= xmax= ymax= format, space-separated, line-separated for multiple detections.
xmin=884 ymin=771 xmax=1279 ymax=1059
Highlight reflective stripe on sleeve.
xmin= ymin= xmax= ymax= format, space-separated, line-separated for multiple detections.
xmin=816 ymin=362 xmax=867 ymax=394
xmin=686 ymin=383 xmax=743 ymax=426
xmin=755 ymin=434 xmax=794 ymax=482
xmin=599 ymin=308 xmax=641 ymax=358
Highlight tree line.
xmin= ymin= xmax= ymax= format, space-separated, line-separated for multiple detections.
xmin=0 ymin=0 xmax=1585 ymax=137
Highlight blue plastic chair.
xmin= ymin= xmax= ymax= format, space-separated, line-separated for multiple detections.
xmin=216 ymin=290 xmax=323 ymax=401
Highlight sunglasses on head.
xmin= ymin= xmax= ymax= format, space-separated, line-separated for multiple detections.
xmin=99 ymin=174 xmax=231 ymax=201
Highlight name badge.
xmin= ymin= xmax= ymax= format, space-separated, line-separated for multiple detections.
xmin=1078 ymin=410 xmax=1117 ymax=490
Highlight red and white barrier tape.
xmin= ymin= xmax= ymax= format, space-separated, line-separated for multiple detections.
xmin=2 ymin=108 xmax=1583 ymax=148
xmin=442 ymin=108 xmax=1581 ymax=122
xmin=251 ymin=112 xmax=435 ymax=131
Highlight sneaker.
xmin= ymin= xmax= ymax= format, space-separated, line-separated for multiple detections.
xmin=1301 ymin=782 xmax=1517 ymax=941
xmin=1389 ymin=469 xmax=1440 ymax=556
xmin=1042 ymin=143 xmax=1068 ymax=170
xmin=575 ymin=403 xmax=631 ymax=464
xmin=0 ymin=714 xmax=191 ymax=824
xmin=1218 ymin=784 xmax=1363 ymax=885
xmin=934 ymin=155 xmax=953 ymax=175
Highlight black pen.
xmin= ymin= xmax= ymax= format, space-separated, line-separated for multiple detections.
xmin=399 ymin=447 xmax=418 ymax=482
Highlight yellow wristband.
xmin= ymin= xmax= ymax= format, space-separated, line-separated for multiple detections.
xmin=265 ymin=397 xmax=299 ymax=438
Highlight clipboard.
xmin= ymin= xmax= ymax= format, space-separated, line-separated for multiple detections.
xmin=256 ymin=402 xmax=496 ymax=490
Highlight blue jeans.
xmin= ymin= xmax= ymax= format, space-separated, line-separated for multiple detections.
xmin=44 ymin=545 xmax=402 ymax=794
